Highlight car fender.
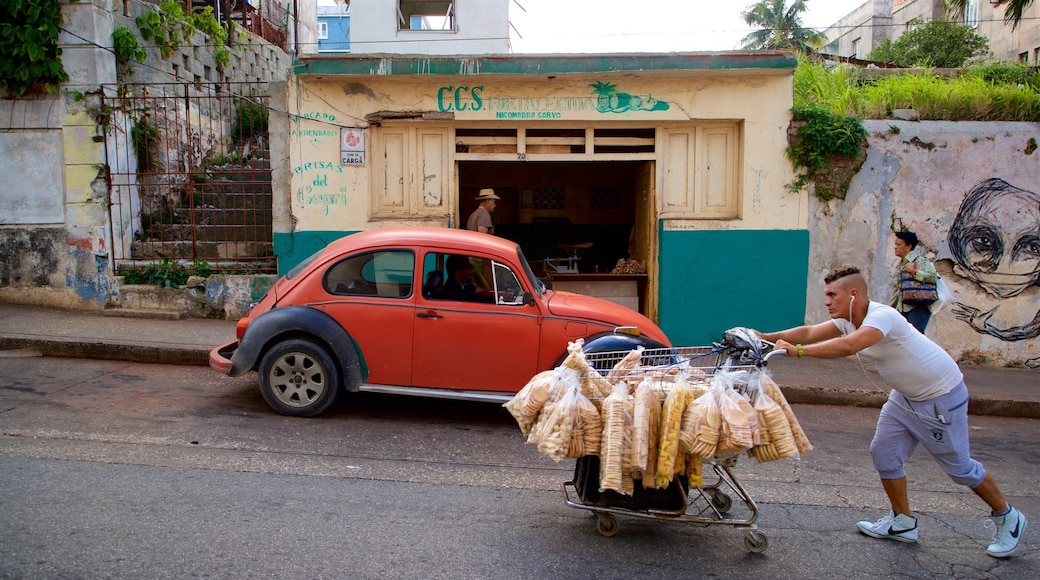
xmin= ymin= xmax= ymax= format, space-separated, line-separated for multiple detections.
xmin=551 ymin=330 xmax=670 ymax=369
xmin=582 ymin=331 xmax=669 ymax=355
xmin=230 ymin=306 xmax=364 ymax=391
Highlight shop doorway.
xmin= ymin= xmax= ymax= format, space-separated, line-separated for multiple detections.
xmin=457 ymin=160 xmax=657 ymax=318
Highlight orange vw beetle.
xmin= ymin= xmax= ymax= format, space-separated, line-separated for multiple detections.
xmin=210 ymin=227 xmax=671 ymax=416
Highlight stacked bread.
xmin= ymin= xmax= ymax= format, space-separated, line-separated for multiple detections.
xmin=505 ymin=341 xmax=811 ymax=496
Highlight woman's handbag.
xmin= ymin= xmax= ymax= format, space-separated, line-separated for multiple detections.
xmin=900 ymin=270 xmax=938 ymax=306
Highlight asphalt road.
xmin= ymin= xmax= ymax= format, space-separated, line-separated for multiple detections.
xmin=0 ymin=356 xmax=1037 ymax=578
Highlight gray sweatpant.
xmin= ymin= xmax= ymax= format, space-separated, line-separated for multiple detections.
xmin=869 ymin=381 xmax=987 ymax=488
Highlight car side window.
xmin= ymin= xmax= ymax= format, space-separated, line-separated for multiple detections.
xmin=325 ymin=250 xmax=414 ymax=297
xmin=421 ymin=253 xmax=445 ymax=299
xmin=492 ymin=261 xmax=524 ymax=305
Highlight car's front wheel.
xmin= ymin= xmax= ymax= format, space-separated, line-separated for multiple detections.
xmin=258 ymin=338 xmax=341 ymax=417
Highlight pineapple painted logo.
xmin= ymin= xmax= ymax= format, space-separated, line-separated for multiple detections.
xmin=590 ymin=81 xmax=669 ymax=113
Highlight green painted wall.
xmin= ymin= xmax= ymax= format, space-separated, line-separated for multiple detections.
xmin=274 ymin=230 xmax=357 ymax=276
xmin=275 ymin=227 xmax=810 ymax=347
xmin=658 ymin=229 xmax=809 ymax=346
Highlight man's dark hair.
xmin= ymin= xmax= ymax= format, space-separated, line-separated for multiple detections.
xmin=446 ymin=254 xmax=471 ymax=274
xmin=824 ymin=265 xmax=861 ymax=284
xmin=895 ymin=230 xmax=919 ymax=249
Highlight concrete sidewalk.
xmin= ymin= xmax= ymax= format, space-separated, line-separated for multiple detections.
xmin=1 ymin=302 xmax=1037 ymax=419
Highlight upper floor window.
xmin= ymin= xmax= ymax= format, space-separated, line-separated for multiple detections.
xmin=964 ymin=0 xmax=980 ymax=28
xmin=317 ymin=22 xmax=329 ymax=40
xmin=398 ymin=0 xmax=455 ymax=31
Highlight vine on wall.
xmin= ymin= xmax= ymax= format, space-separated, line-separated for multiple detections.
xmin=0 ymin=0 xmax=69 ymax=96
xmin=786 ymin=106 xmax=868 ymax=201
xmin=134 ymin=0 xmax=231 ymax=70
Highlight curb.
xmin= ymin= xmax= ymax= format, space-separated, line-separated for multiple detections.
xmin=0 ymin=337 xmax=209 ymax=367
xmin=2 ymin=336 xmax=1036 ymax=419
xmin=779 ymin=385 xmax=1040 ymax=420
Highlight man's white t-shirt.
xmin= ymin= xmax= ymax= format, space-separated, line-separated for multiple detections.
xmin=831 ymin=301 xmax=963 ymax=401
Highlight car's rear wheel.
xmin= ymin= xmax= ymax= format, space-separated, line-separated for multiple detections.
xmin=258 ymin=338 xmax=341 ymax=417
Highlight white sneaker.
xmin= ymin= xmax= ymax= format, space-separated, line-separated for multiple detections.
xmin=985 ymin=507 xmax=1026 ymax=558
xmin=857 ymin=511 xmax=918 ymax=543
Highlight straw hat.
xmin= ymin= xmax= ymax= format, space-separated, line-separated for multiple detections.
xmin=475 ymin=188 xmax=500 ymax=201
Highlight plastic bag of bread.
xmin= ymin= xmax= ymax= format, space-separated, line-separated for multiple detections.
xmin=715 ymin=377 xmax=757 ymax=457
xmin=503 ymin=369 xmax=556 ymax=436
xmin=677 ymin=387 xmax=720 ymax=459
xmin=642 ymin=379 xmax=663 ymax=481
xmin=607 ymin=347 xmax=644 ymax=385
xmin=686 ymin=453 xmax=704 ymax=488
xmin=751 ymin=368 xmax=813 ymax=455
xmin=748 ymin=388 xmax=798 ymax=463
xmin=530 ymin=378 xmax=581 ymax=463
xmin=525 ymin=368 xmax=576 ymax=445
xmin=566 ymin=388 xmax=602 ymax=458
xmin=629 ymin=378 xmax=658 ymax=478
xmin=560 ymin=339 xmax=614 ymax=402
xmin=653 ymin=379 xmax=693 ymax=489
xmin=599 ymin=381 xmax=633 ymax=494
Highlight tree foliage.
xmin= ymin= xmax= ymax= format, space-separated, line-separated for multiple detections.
xmin=867 ymin=19 xmax=989 ymax=68
xmin=0 ymin=0 xmax=68 ymax=96
xmin=945 ymin=0 xmax=1033 ymax=29
xmin=740 ymin=0 xmax=826 ymax=53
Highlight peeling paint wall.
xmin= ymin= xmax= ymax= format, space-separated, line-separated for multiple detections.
xmin=809 ymin=120 xmax=1040 ymax=367
xmin=0 ymin=0 xmax=292 ymax=311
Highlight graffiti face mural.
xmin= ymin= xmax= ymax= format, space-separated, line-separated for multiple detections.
xmin=948 ymin=178 xmax=1040 ymax=299
xmin=947 ymin=178 xmax=1040 ymax=365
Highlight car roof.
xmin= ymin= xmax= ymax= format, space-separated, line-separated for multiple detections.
xmin=322 ymin=227 xmax=521 ymax=257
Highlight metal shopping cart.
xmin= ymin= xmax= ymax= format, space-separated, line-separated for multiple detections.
xmin=561 ymin=340 xmax=784 ymax=553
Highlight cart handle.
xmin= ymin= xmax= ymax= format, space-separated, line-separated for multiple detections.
xmin=763 ymin=349 xmax=787 ymax=361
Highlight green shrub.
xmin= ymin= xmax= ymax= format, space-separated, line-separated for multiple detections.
xmin=131 ymin=116 xmax=160 ymax=173
xmin=787 ymin=105 xmax=868 ymax=198
xmin=866 ymin=19 xmax=989 ymax=68
xmin=120 ymin=259 xmax=214 ymax=288
xmin=232 ymin=98 xmax=269 ymax=144
xmin=0 ymin=0 xmax=68 ymax=95
xmin=112 ymin=27 xmax=147 ymax=66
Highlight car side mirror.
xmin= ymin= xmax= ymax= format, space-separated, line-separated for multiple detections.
xmin=522 ymin=291 xmax=536 ymax=306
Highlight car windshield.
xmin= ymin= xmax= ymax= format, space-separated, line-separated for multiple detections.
xmin=516 ymin=248 xmax=545 ymax=296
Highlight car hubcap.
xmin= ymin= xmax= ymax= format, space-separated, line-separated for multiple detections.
xmin=270 ymin=353 xmax=325 ymax=407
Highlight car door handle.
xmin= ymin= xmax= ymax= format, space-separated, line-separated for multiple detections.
xmin=417 ymin=311 xmax=443 ymax=319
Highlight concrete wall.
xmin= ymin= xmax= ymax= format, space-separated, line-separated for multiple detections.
xmin=0 ymin=0 xmax=117 ymax=310
xmin=349 ymin=0 xmax=510 ymax=55
xmin=113 ymin=0 xmax=293 ymax=84
xmin=825 ymin=0 xmax=1040 ymax=64
xmin=808 ymin=120 xmax=1040 ymax=368
xmin=0 ymin=0 xmax=291 ymax=311
xmin=975 ymin=2 xmax=1040 ymax=64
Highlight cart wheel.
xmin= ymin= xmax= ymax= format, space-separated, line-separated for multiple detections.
xmin=595 ymin=513 xmax=619 ymax=537
xmin=744 ymin=529 xmax=769 ymax=553
xmin=711 ymin=491 xmax=733 ymax=514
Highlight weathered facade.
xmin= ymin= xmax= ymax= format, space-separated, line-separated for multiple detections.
xmin=810 ymin=120 xmax=1040 ymax=367
xmin=0 ymin=0 xmax=291 ymax=312
xmin=825 ymin=0 xmax=1040 ymax=64
xmin=276 ymin=52 xmax=809 ymax=346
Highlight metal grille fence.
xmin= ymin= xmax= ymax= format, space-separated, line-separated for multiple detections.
xmin=103 ymin=81 xmax=275 ymax=274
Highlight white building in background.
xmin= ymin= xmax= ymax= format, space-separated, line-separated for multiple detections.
xmin=302 ymin=0 xmax=510 ymax=56
xmin=824 ymin=0 xmax=1040 ymax=64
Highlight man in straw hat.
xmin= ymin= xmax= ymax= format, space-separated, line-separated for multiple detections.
xmin=467 ymin=188 xmax=500 ymax=235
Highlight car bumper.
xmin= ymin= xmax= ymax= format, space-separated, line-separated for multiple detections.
xmin=209 ymin=340 xmax=239 ymax=374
